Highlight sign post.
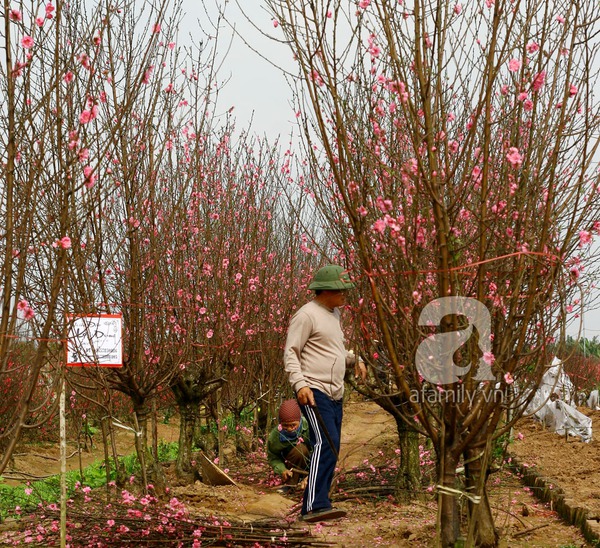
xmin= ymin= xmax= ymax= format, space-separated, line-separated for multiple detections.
xmin=59 ymin=376 xmax=66 ymax=548
xmin=62 ymin=314 xmax=123 ymax=546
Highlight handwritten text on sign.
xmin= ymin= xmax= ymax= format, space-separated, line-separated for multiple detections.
xmin=66 ymin=314 xmax=123 ymax=367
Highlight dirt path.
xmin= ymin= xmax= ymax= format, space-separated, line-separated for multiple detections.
xmin=5 ymin=418 xmax=180 ymax=485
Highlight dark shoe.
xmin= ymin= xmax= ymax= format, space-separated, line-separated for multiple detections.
xmin=276 ymin=485 xmax=294 ymax=495
xmin=300 ymin=507 xmax=347 ymax=522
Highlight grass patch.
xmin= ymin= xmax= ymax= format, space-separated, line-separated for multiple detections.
xmin=0 ymin=440 xmax=180 ymax=520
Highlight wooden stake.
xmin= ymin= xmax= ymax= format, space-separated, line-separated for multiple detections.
xmin=60 ymin=377 xmax=66 ymax=548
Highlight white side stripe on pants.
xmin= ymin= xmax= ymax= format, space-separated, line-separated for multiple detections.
xmin=304 ymin=405 xmax=322 ymax=513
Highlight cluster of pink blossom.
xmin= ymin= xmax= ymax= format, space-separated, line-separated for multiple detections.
xmin=16 ymin=299 xmax=35 ymax=321
xmin=0 ymin=484 xmax=212 ymax=547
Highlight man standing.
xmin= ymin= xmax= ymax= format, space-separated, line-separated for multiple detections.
xmin=283 ymin=264 xmax=366 ymax=522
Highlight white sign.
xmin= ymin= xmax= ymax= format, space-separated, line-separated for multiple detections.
xmin=66 ymin=314 xmax=123 ymax=367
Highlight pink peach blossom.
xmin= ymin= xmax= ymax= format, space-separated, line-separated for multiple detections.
xmin=506 ymin=147 xmax=523 ymax=168
xmin=79 ymin=105 xmax=98 ymax=124
xmin=483 ymin=352 xmax=495 ymax=366
xmin=508 ymin=58 xmax=522 ymax=72
xmin=532 ymin=71 xmax=546 ymax=92
xmin=578 ymin=230 xmax=592 ymax=246
xmin=78 ymin=53 xmax=91 ymax=69
xmin=142 ymin=66 xmax=154 ymax=84
xmin=83 ymin=165 xmax=97 ymax=188
xmin=23 ymin=306 xmax=35 ymax=321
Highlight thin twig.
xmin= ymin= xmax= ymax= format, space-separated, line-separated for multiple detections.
xmin=512 ymin=523 xmax=550 ymax=538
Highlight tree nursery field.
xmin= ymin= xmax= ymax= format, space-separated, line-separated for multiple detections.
xmin=0 ymin=398 xmax=595 ymax=547
xmin=2 ymin=1 xmax=600 ymax=546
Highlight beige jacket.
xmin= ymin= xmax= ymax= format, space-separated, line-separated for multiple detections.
xmin=283 ymin=300 xmax=355 ymax=400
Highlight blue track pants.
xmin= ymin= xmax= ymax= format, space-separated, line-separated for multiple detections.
xmin=300 ymin=389 xmax=343 ymax=515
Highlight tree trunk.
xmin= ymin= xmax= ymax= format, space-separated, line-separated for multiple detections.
xmin=100 ymin=418 xmax=112 ymax=502
xmin=133 ymin=405 xmax=166 ymax=493
xmin=395 ymin=416 xmax=421 ymax=500
xmin=216 ymin=389 xmax=225 ymax=466
xmin=464 ymin=447 xmax=498 ymax=547
xmin=176 ymin=402 xmax=198 ymax=482
xmin=439 ymin=449 xmax=460 ymax=547
xmin=106 ymin=414 xmax=127 ymax=487
xmin=151 ymin=400 xmax=158 ymax=464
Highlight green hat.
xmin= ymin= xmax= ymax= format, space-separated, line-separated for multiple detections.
xmin=308 ymin=265 xmax=355 ymax=291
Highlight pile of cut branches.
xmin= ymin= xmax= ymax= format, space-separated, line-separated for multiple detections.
xmin=0 ymin=486 xmax=333 ymax=547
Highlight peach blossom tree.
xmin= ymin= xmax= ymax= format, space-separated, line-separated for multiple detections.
xmin=58 ymin=0 xmax=226 ymax=489
xmin=265 ymin=0 xmax=600 ymax=545
xmin=0 ymin=0 xmax=220 ymax=486
xmin=157 ymin=124 xmax=319 ymax=479
xmin=0 ymin=0 xmax=103 ymax=473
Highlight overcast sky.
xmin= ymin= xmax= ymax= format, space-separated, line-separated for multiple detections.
xmin=178 ymin=0 xmax=294 ymax=139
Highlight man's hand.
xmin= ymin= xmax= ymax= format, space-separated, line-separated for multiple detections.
xmin=296 ymin=386 xmax=315 ymax=407
xmin=281 ymin=469 xmax=293 ymax=482
xmin=355 ymin=359 xmax=367 ymax=382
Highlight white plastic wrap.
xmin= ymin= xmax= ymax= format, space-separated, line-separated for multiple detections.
xmin=524 ymin=357 xmax=592 ymax=442
xmin=587 ymin=389 xmax=599 ymax=410
xmin=539 ymin=357 xmax=575 ymax=404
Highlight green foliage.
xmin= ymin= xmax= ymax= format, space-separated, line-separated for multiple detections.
xmin=81 ymin=460 xmax=110 ymax=487
xmin=162 ymin=406 xmax=176 ymax=424
xmin=563 ymin=336 xmax=600 ymax=359
xmin=81 ymin=421 xmax=99 ymax=438
xmin=0 ymin=470 xmax=80 ymax=519
xmin=199 ymin=406 xmax=255 ymax=436
xmin=491 ymin=431 xmax=512 ymax=464
xmin=157 ymin=441 xmax=179 ymax=462
xmin=0 ymin=441 xmax=181 ymax=520
xmin=119 ymin=452 xmax=142 ymax=477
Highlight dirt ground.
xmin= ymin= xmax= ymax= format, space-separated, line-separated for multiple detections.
xmin=510 ymin=407 xmax=600 ymax=537
xmin=4 ymin=399 xmax=595 ymax=547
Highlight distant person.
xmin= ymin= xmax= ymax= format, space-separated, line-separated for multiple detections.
xmin=284 ymin=264 xmax=367 ymax=522
xmin=267 ymin=399 xmax=311 ymax=493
